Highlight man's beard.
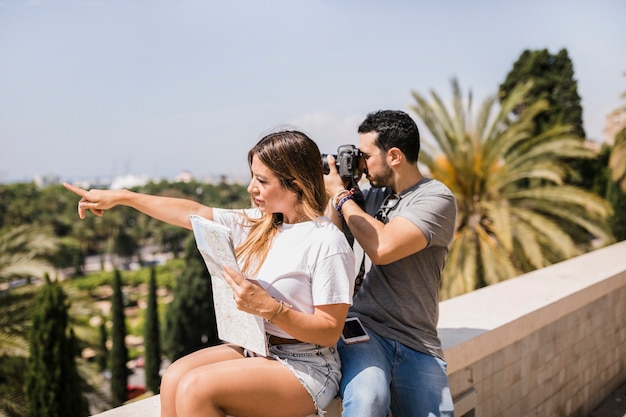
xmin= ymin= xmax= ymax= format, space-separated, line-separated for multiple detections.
xmin=366 ymin=162 xmax=393 ymax=188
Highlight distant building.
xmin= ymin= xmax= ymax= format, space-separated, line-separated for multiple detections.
xmin=174 ymin=170 xmax=194 ymax=183
xmin=109 ymin=174 xmax=152 ymax=190
xmin=34 ymin=174 xmax=61 ymax=188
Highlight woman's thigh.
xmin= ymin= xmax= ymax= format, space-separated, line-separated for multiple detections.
xmin=175 ymin=355 xmax=316 ymax=417
xmin=164 ymin=344 xmax=245 ymax=378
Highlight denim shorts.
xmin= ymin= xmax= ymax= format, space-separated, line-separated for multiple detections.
xmin=268 ymin=343 xmax=341 ymax=416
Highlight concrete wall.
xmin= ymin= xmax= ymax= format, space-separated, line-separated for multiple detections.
xmin=91 ymin=241 xmax=626 ymax=417
xmin=442 ymin=240 xmax=626 ymax=416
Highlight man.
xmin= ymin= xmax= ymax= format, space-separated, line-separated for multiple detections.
xmin=324 ymin=110 xmax=457 ymax=417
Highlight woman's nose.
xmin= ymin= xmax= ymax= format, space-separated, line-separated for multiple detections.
xmin=247 ymin=179 xmax=257 ymax=193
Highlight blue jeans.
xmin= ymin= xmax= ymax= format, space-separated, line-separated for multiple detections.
xmin=338 ymin=328 xmax=454 ymax=417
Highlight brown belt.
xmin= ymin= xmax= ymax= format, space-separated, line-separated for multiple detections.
xmin=267 ymin=334 xmax=304 ymax=345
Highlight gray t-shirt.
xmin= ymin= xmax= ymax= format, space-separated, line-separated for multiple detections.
xmin=350 ymin=178 xmax=457 ymax=360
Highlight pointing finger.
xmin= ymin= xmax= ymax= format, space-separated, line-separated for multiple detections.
xmin=63 ymin=182 xmax=88 ymax=198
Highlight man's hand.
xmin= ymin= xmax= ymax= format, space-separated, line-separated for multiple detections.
xmin=323 ymin=155 xmax=350 ymax=198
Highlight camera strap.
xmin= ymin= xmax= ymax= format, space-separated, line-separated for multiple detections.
xmin=352 ymin=241 xmax=370 ymax=295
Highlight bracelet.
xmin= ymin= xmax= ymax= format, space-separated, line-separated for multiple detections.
xmin=267 ymin=300 xmax=289 ymax=323
xmin=333 ymin=188 xmax=355 ymax=208
xmin=332 ymin=189 xmax=351 ymax=207
xmin=336 ymin=190 xmax=355 ymax=217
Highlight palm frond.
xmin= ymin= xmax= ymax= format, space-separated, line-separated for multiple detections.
xmin=410 ymin=77 xmax=614 ymax=298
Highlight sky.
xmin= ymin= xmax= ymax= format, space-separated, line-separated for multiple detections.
xmin=1 ymin=0 xmax=625 ymax=184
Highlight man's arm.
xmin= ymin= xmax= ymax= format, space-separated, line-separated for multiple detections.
xmin=334 ymin=198 xmax=427 ymax=265
xmin=324 ymin=155 xmax=429 ymax=265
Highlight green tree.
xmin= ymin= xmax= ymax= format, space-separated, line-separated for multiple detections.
xmin=0 ymin=355 xmax=28 ymax=417
xmin=0 ymin=285 xmax=35 ymax=361
xmin=154 ymin=223 xmax=190 ymax=258
xmin=0 ymin=225 xmax=59 ymax=417
xmin=143 ymin=267 xmax=161 ymax=394
xmin=0 ymin=225 xmax=59 ymax=286
xmin=499 ymin=49 xmax=593 ymax=188
xmin=608 ymin=76 xmax=626 ymax=192
xmin=607 ymin=172 xmax=626 ymax=242
xmin=605 ymin=76 xmax=626 ymax=240
xmin=110 ymin=270 xmax=128 ymax=406
xmin=0 ymin=183 xmax=40 ymax=228
xmin=164 ymin=235 xmax=219 ymax=361
xmin=54 ymin=236 xmax=85 ymax=276
xmin=499 ymin=48 xmax=585 ymax=138
xmin=25 ymin=276 xmax=88 ymax=417
xmin=410 ymin=78 xmax=614 ymax=299
xmin=97 ymin=320 xmax=108 ymax=373
xmin=113 ymin=228 xmax=138 ymax=263
xmin=610 ymin=128 xmax=626 ymax=192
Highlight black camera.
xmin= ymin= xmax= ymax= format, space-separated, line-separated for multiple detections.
xmin=322 ymin=144 xmax=362 ymax=180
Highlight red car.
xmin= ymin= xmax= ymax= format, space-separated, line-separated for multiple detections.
xmin=127 ymin=385 xmax=146 ymax=400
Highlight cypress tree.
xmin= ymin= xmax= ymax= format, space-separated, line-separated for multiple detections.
xmin=110 ymin=269 xmax=128 ymax=406
xmin=97 ymin=320 xmax=108 ymax=373
xmin=25 ymin=275 xmax=88 ymax=417
xmin=499 ymin=48 xmax=585 ymax=138
xmin=143 ymin=267 xmax=161 ymax=393
xmin=165 ymin=235 xmax=219 ymax=361
xmin=499 ymin=48 xmax=594 ymax=189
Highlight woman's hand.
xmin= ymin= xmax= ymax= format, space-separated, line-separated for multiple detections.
xmin=222 ymin=266 xmax=349 ymax=346
xmin=63 ymin=182 xmax=121 ymax=219
xmin=222 ymin=266 xmax=278 ymax=321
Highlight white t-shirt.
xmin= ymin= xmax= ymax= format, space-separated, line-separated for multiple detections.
xmin=213 ymin=208 xmax=355 ymax=339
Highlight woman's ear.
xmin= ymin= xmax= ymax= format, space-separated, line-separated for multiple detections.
xmin=290 ymin=179 xmax=304 ymax=199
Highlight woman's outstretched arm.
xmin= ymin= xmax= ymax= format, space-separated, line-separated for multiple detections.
xmin=63 ymin=182 xmax=214 ymax=230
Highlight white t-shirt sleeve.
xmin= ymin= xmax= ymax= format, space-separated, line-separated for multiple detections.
xmin=311 ymin=249 xmax=354 ymax=306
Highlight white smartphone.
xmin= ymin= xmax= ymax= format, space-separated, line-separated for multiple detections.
xmin=341 ymin=317 xmax=370 ymax=344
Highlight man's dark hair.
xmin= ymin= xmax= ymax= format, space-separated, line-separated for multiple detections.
xmin=358 ymin=110 xmax=420 ymax=163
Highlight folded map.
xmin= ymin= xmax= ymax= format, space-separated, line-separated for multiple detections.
xmin=190 ymin=215 xmax=267 ymax=356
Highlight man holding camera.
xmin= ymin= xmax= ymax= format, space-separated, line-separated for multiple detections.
xmin=324 ymin=110 xmax=457 ymax=417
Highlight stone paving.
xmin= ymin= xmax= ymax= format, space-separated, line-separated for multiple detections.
xmin=590 ymin=380 xmax=626 ymax=417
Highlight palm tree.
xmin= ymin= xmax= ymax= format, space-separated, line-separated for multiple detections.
xmin=608 ymin=75 xmax=626 ymax=192
xmin=0 ymin=225 xmax=59 ymax=287
xmin=610 ymin=132 xmax=626 ymax=192
xmin=410 ymin=78 xmax=614 ymax=299
xmin=0 ymin=225 xmax=59 ymax=417
xmin=0 ymin=226 xmax=110 ymax=416
xmin=0 ymin=225 xmax=59 ymax=356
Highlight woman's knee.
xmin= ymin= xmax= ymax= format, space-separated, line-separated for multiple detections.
xmin=160 ymin=359 xmax=188 ymax=395
xmin=174 ymin=371 xmax=222 ymax=415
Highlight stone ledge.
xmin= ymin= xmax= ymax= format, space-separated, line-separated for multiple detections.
xmin=438 ymin=240 xmax=626 ymax=374
xmin=92 ymin=395 xmax=342 ymax=417
xmin=93 ymin=394 xmax=159 ymax=417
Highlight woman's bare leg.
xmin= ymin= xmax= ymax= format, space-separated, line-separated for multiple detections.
xmin=175 ymin=355 xmax=316 ymax=417
xmin=160 ymin=344 xmax=245 ymax=417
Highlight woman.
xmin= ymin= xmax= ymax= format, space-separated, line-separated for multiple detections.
xmin=64 ymin=130 xmax=355 ymax=417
